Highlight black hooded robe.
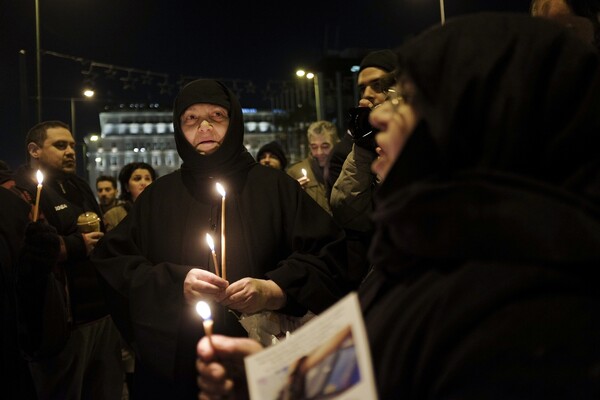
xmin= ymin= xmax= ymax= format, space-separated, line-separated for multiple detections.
xmin=359 ymin=13 xmax=600 ymax=398
xmin=92 ymin=80 xmax=349 ymax=399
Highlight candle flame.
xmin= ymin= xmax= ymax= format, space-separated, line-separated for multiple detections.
xmin=196 ymin=301 xmax=212 ymax=320
xmin=205 ymin=233 xmax=215 ymax=252
xmin=216 ymin=182 xmax=226 ymax=198
xmin=36 ymin=170 xmax=44 ymax=185
xmin=301 ymin=168 xmax=307 ymax=178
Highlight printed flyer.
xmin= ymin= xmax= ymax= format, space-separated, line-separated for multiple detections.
xmin=245 ymin=292 xmax=377 ymax=399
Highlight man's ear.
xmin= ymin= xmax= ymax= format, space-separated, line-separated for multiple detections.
xmin=27 ymin=142 xmax=41 ymax=160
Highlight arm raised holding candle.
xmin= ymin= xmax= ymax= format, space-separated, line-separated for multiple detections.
xmin=197 ymin=334 xmax=261 ymax=400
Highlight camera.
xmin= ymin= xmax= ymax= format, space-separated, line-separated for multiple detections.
xmin=347 ymin=107 xmax=378 ymax=152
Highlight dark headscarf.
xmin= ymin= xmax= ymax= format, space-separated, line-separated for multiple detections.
xmin=370 ymin=13 xmax=600 ymax=272
xmin=256 ymin=141 xmax=288 ymax=170
xmin=173 ymin=79 xmax=255 ymax=198
xmin=380 ymin=12 xmax=600 ymax=198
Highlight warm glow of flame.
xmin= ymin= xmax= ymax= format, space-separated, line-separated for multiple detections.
xmin=196 ymin=301 xmax=212 ymax=320
xmin=36 ymin=170 xmax=44 ymax=185
xmin=216 ymin=182 xmax=226 ymax=198
xmin=205 ymin=233 xmax=215 ymax=252
xmin=301 ymin=168 xmax=307 ymax=178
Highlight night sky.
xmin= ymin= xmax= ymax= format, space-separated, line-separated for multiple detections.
xmin=0 ymin=0 xmax=529 ymax=170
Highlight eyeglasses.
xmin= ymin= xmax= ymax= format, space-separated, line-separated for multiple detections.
xmin=383 ymin=88 xmax=409 ymax=110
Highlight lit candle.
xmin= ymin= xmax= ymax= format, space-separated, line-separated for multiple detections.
xmin=215 ymin=183 xmax=226 ymax=281
xmin=205 ymin=233 xmax=221 ymax=278
xmin=33 ymin=170 xmax=44 ymax=222
xmin=301 ymin=168 xmax=307 ymax=179
xmin=196 ymin=300 xmax=214 ymax=348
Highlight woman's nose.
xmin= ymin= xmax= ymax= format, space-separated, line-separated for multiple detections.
xmin=197 ymin=119 xmax=212 ymax=130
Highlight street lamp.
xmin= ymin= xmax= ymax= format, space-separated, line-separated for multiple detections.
xmin=70 ymin=89 xmax=95 ymax=181
xmin=35 ymin=0 xmax=42 ymax=122
xmin=296 ymin=69 xmax=324 ymax=121
xmin=439 ymin=0 xmax=446 ymax=24
xmin=70 ymin=88 xmax=95 ymax=138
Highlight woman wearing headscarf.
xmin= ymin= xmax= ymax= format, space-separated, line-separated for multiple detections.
xmin=363 ymin=12 xmax=600 ymax=398
xmin=92 ymin=80 xmax=350 ymax=399
xmin=196 ymin=13 xmax=600 ymax=399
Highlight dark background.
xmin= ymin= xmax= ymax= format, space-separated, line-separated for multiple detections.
xmin=0 ymin=0 xmax=530 ymax=171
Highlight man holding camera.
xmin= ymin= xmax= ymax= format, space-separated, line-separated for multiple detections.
xmin=329 ymin=49 xmax=397 ymax=285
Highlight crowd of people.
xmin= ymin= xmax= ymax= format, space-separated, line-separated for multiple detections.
xmin=1 ymin=2 xmax=600 ymax=399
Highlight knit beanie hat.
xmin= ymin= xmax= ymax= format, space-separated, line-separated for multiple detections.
xmin=256 ymin=141 xmax=287 ymax=170
xmin=359 ymin=49 xmax=398 ymax=73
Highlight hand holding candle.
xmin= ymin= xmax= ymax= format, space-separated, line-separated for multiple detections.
xmin=33 ymin=170 xmax=44 ymax=222
xmin=215 ymin=183 xmax=227 ymax=281
xmin=196 ymin=300 xmax=214 ymax=348
xmin=205 ymin=233 xmax=221 ymax=278
xmin=298 ymin=168 xmax=309 ymax=188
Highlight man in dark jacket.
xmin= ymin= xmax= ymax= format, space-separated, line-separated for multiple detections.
xmin=92 ymin=80 xmax=350 ymax=399
xmin=13 ymin=120 xmax=123 ymax=399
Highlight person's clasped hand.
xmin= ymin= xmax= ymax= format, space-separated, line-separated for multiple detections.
xmin=219 ymin=278 xmax=286 ymax=314
xmin=184 ymin=268 xmax=229 ymax=305
xmin=197 ymin=334 xmax=263 ymax=400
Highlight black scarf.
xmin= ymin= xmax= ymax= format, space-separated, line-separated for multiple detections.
xmin=371 ymin=13 xmax=600 ymax=276
xmin=172 ymin=79 xmax=256 ymax=201
xmin=388 ymin=12 xmax=600 ymax=196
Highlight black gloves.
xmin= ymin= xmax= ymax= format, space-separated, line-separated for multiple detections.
xmin=347 ymin=107 xmax=378 ymax=153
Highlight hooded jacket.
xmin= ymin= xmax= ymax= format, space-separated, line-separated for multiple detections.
xmin=359 ymin=13 xmax=600 ymax=398
xmin=92 ymin=79 xmax=349 ymax=398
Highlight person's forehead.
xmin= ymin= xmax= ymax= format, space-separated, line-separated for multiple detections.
xmin=310 ymin=134 xmax=333 ymax=145
xmin=533 ymin=0 xmax=571 ymax=17
xmin=183 ymin=103 xmax=227 ymax=113
xmin=44 ymin=127 xmax=74 ymax=144
xmin=261 ymin=151 xmax=279 ymax=160
xmin=97 ymin=181 xmax=115 ymax=189
xmin=131 ymin=168 xmax=152 ymax=177
xmin=358 ymin=67 xmax=389 ymax=85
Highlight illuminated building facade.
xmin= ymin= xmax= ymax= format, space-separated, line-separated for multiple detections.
xmin=84 ymin=106 xmax=305 ymax=190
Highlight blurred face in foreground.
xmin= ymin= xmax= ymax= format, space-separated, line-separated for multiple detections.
xmin=180 ymin=103 xmax=229 ymax=155
xmin=369 ymin=80 xmax=420 ymax=181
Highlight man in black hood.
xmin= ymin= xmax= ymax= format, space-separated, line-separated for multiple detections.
xmin=256 ymin=141 xmax=288 ymax=170
xmin=92 ymin=79 xmax=350 ymax=399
